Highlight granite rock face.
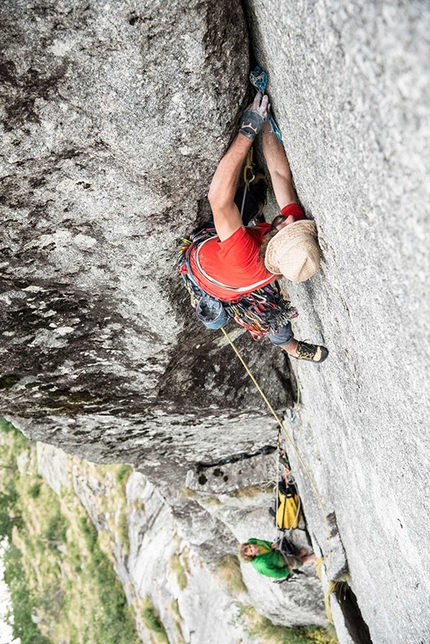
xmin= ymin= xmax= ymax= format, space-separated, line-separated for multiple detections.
xmin=245 ymin=0 xmax=430 ymax=642
xmin=0 ymin=0 xmax=294 ymax=465
xmin=2 ymin=0 xmax=430 ymax=642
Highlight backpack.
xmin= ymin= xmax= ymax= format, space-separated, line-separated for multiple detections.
xmin=276 ymin=490 xmax=301 ymax=530
xmin=269 ymin=480 xmax=302 ymax=530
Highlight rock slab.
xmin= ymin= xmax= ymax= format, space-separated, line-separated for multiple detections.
xmin=246 ymin=0 xmax=430 ymax=642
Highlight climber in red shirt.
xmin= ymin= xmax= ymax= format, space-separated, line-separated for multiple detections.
xmin=178 ymin=92 xmax=328 ymax=363
xmin=181 ymin=92 xmax=328 ymax=363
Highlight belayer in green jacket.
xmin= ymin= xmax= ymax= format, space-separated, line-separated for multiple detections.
xmin=239 ymin=538 xmax=316 ymax=579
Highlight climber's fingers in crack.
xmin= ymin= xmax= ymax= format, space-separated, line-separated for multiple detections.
xmin=245 ymin=92 xmax=269 ymax=118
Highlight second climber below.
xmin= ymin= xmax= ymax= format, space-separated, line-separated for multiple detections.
xmin=179 ymin=88 xmax=328 ymax=363
xmin=239 ymin=538 xmax=316 ymax=579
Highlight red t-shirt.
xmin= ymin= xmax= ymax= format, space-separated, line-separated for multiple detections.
xmin=189 ymin=203 xmax=305 ymax=302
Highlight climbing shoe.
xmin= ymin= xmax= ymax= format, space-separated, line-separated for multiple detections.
xmin=294 ymin=341 xmax=329 ymax=364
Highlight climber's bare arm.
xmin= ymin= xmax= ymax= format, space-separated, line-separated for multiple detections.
xmin=208 ymin=134 xmax=252 ymax=241
xmin=262 ymin=121 xmax=298 ymax=209
xmin=209 ymin=93 xmax=269 ymax=241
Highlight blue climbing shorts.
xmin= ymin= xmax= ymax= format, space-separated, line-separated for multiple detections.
xmin=268 ymin=323 xmax=293 ymax=347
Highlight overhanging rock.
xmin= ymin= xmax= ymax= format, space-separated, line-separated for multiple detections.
xmin=0 ymin=0 xmax=295 ymax=463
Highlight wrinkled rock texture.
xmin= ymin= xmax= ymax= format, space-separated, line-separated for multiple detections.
xmin=1 ymin=0 xmax=294 ymax=465
xmin=1 ymin=0 xmax=430 ymax=642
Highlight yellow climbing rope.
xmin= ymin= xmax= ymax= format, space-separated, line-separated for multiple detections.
xmin=220 ymin=326 xmax=333 ymax=574
xmin=314 ymin=557 xmax=345 ymax=623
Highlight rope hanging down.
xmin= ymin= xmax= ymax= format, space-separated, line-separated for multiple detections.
xmin=220 ymin=327 xmax=332 ymax=572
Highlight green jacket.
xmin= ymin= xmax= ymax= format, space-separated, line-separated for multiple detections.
xmin=248 ymin=538 xmax=290 ymax=579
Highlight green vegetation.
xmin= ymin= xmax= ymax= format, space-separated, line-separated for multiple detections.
xmin=0 ymin=419 xmax=140 ymax=644
xmin=141 ymin=596 xmax=169 ymax=643
xmin=133 ymin=498 xmax=145 ymax=512
xmin=75 ymin=516 xmax=139 ymax=644
xmin=117 ymin=507 xmax=130 ymax=554
xmin=28 ymin=481 xmax=42 ymax=499
xmin=0 ymin=374 xmax=21 ymax=389
xmin=238 ymin=605 xmax=338 ymax=644
xmin=170 ymin=553 xmax=188 ymax=590
xmin=202 ymin=495 xmax=222 ymax=506
xmin=216 ymin=555 xmax=247 ymax=595
xmin=115 ymin=464 xmax=133 ymax=486
xmin=0 ymin=419 xmax=338 ymax=644
xmin=0 ymin=475 xmax=23 ymax=538
xmin=78 ymin=514 xmax=98 ymax=552
xmin=3 ymin=543 xmax=51 ymax=644
xmin=43 ymin=510 xmax=68 ymax=547
xmin=0 ymin=417 xmax=28 ymax=452
xmin=171 ymin=597 xmax=181 ymax=619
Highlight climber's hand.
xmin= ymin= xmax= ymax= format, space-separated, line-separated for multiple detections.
xmin=247 ymin=92 xmax=269 ymax=115
xmin=239 ymin=92 xmax=269 ymax=140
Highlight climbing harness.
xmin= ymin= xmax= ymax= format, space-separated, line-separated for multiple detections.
xmin=178 ymin=225 xmax=298 ymax=338
xmin=194 ymin=239 xmax=271 ymax=293
xmin=178 ymin=65 xmax=288 ymax=333
xmin=249 ymin=65 xmax=283 ymax=144
xmin=272 ymin=535 xmax=306 ymax=584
